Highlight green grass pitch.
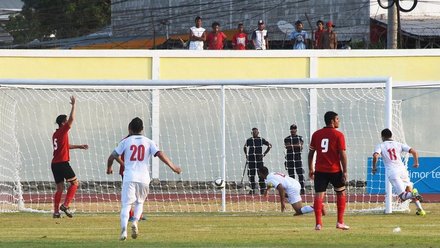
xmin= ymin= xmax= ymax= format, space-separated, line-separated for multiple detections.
xmin=1 ymin=203 xmax=439 ymax=248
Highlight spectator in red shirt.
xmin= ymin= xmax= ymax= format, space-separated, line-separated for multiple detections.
xmin=314 ymin=20 xmax=324 ymax=49
xmin=51 ymin=96 xmax=88 ymax=218
xmin=232 ymin=23 xmax=248 ymax=50
xmin=308 ymin=111 xmax=349 ymax=231
xmin=206 ymin=22 xmax=227 ymax=50
xmin=320 ymin=21 xmax=338 ymax=49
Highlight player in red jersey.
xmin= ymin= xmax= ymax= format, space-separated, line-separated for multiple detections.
xmin=308 ymin=111 xmax=349 ymax=230
xmin=51 ymin=96 xmax=88 ymax=218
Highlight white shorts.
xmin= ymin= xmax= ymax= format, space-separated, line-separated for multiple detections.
xmin=387 ymin=168 xmax=412 ymax=195
xmin=286 ymin=179 xmax=302 ymax=204
xmin=121 ymin=181 xmax=150 ymax=206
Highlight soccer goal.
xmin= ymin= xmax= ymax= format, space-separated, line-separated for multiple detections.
xmin=0 ymin=77 xmax=406 ymax=214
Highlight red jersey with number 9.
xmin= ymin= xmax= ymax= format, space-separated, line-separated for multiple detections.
xmin=309 ymin=127 xmax=346 ymax=173
xmin=52 ymin=124 xmax=70 ymax=164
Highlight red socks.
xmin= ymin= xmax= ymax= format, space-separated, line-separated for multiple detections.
xmin=64 ymin=184 xmax=78 ymax=207
xmin=337 ymin=193 xmax=346 ymax=224
xmin=54 ymin=191 xmax=62 ymax=212
xmin=314 ymin=197 xmax=323 ymax=226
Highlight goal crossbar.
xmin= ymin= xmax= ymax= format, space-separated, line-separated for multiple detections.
xmin=0 ymin=77 xmax=390 ymax=87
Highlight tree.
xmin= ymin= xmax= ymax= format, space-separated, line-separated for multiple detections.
xmin=5 ymin=0 xmax=110 ymax=44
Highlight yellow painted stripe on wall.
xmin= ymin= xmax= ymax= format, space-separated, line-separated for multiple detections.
xmin=0 ymin=57 xmax=152 ymax=80
xmin=160 ymin=57 xmax=309 ymax=79
xmin=318 ymin=57 xmax=440 ymax=81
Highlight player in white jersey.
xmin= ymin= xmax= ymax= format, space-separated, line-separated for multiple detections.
xmin=372 ymin=128 xmax=425 ymax=216
xmin=258 ymin=166 xmax=323 ymax=216
xmin=107 ymin=117 xmax=182 ymax=241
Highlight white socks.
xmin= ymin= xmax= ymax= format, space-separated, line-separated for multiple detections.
xmin=133 ymin=202 xmax=144 ymax=221
xmin=415 ymin=200 xmax=423 ymax=210
xmin=120 ymin=204 xmax=131 ymax=230
xmin=399 ymin=191 xmax=413 ymax=201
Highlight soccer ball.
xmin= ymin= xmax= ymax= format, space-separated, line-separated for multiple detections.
xmin=213 ymin=177 xmax=225 ymax=189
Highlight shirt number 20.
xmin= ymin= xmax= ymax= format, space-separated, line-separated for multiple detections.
xmin=130 ymin=144 xmax=145 ymax=161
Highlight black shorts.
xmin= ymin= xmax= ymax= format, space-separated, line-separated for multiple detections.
xmin=314 ymin=171 xmax=345 ymax=193
xmin=284 ymin=160 xmax=302 ymax=169
xmin=51 ymin=162 xmax=76 ymax=184
xmin=248 ymin=161 xmax=264 ymax=169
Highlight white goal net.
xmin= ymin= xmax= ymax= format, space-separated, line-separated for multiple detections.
xmin=0 ymin=78 xmax=407 ymax=214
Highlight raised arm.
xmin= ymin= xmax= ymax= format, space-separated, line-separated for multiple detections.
xmin=156 ymin=151 xmax=181 ymax=174
xmin=66 ymin=96 xmax=76 ymax=128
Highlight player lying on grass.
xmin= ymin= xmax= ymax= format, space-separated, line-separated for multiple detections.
xmin=259 ymin=166 xmax=324 ymax=216
xmin=372 ymin=128 xmax=425 ymax=216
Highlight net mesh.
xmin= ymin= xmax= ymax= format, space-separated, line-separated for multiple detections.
xmin=0 ymin=81 xmax=405 ymax=213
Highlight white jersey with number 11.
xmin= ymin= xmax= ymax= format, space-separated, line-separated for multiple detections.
xmin=374 ymin=140 xmax=411 ymax=170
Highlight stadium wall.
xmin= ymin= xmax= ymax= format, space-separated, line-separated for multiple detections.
xmin=0 ymin=49 xmax=439 ymax=81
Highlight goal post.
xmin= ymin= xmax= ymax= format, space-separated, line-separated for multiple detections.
xmin=0 ymin=77 xmax=405 ymax=214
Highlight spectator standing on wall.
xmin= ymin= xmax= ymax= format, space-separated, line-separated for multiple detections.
xmin=189 ymin=16 xmax=206 ymax=50
xmin=251 ymin=20 xmax=268 ymax=50
xmin=314 ymin=20 xmax=324 ymax=49
xmin=232 ymin=23 xmax=248 ymax=50
xmin=206 ymin=22 xmax=227 ymax=50
xmin=289 ymin=20 xmax=309 ymax=50
xmin=320 ymin=21 xmax=338 ymax=49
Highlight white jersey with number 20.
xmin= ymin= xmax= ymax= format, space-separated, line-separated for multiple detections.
xmin=114 ymin=135 xmax=159 ymax=184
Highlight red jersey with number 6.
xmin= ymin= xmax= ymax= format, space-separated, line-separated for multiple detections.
xmin=310 ymin=127 xmax=346 ymax=173
xmin=52 ymin=124 xmax=70 ymax=164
